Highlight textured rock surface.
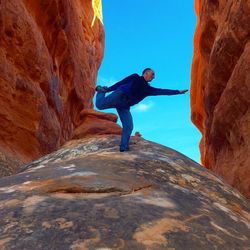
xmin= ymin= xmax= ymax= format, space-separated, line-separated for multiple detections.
xmin=191 ymin=0 xmax=250 ymax=198
xmin=0 ymin=0 xmax=104 ymax=171
xmin=0 ymin=135 xmax=249 ymax=249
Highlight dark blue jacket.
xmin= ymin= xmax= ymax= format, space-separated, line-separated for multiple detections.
xmin=106 ymin=73 xmax=180 ymax=106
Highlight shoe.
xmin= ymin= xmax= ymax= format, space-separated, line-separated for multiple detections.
xmin=95 ymin=86 xmax=107 ymax=92
xmin=119 ymin=147 xmax=129 ymax=152
xmin=120 ymin=149 xmax=129 ymax=152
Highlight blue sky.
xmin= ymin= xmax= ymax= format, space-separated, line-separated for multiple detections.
xmin=95 ymin=0 xmax=201 ymax=163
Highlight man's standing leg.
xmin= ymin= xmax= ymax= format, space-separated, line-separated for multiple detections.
xmin=116 ymin=108 xmax=133 ymax=152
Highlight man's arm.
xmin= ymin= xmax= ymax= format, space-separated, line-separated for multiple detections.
xmin=147 ymin=86 xmax=188 ymax=96
xmin=106 ymin=74 xmax=138 ymax=92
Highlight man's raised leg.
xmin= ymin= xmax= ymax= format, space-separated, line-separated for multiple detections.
xmin=96 ymin=90 xmax=124 ymax=110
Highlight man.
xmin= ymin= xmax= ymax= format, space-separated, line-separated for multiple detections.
xmin=95 ymin=68 xmax=188 ymax=152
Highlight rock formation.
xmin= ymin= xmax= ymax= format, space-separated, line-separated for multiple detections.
xmin=72 ymin=109 xmax=122 ymax=139
xmin=0 ymin=135 xmax=249 ymax=249
xmin=0 ymin=0 xmax=105 ymax=174
xmin=191 ymin=0 xmax=250 ymax=198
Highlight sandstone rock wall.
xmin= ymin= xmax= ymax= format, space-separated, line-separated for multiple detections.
xmin=0 ymin=0 xmax=104 ymax=171
xmin=191 ymin=0 xmax=250 ymax=198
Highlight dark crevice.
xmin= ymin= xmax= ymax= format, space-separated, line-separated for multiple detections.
xmin=48 ymin=184 xmax=153 ymax=195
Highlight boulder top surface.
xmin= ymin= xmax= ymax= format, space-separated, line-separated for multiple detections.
xmin=0 ymin=135 xmax=249 ymax=249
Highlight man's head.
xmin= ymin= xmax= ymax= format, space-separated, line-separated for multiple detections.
xmin=142 ymin=68 xmax=155 ymax=82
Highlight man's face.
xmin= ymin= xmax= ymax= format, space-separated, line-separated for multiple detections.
xmin=144 ymin=70 xmax=155 ymax=82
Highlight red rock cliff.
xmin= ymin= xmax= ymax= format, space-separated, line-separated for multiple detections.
xmin=0 ymin=0 xmax=104 ymax=173
xmin=191 ymin=0 xmax=250 ymax=198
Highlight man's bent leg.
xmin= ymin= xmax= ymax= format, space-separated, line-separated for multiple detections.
xmin=116 ymin=108 xmax=133 ymax=151
xmin=96 ymin=90 xmax=124 ymax=110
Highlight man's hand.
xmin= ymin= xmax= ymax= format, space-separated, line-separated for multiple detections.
xmin=179 ymin=89 xmax=188 ymax=94
xmin=103 ymin=86 xmax=108 ymax=92
xmin=95 ymin=86 xmax=108 ymax=93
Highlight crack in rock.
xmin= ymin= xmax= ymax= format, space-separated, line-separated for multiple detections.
xmin=47 ymin=184 xmax=153 ymax=195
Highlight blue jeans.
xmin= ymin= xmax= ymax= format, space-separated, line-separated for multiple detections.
xmin=96 ymin=90 xmax=133 ymax=151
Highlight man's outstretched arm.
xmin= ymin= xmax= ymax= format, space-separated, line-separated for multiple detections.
xmin=106 ymin=74 xmax=138 ymax=92
xmin=147 ymin=86 xmax=188 ymax=96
